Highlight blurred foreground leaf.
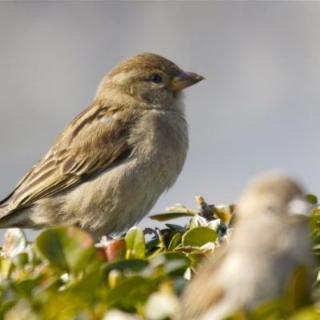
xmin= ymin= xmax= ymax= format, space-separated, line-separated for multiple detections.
xmin=35 ymin=226 xmax=97 ymax=273
xmin=306 ymin=194 xmax=318 ymax=205
xmin=0 ymin=195 xmax=319 ymax=319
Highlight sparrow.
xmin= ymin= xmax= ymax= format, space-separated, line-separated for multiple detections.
xmin=180 ymin=173 xmax=314 ymax=320
xmin=0 ymin=53 xmax=203 ymax=238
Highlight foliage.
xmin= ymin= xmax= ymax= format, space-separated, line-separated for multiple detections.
xmin=0 ymin=198 xmax=319 ymax=319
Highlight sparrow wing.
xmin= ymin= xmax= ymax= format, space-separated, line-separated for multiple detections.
xmin=0 ymin=102 xmax=134 ymax=216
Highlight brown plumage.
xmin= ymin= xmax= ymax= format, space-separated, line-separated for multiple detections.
xmin=0 ymin=53 xmax=203 ymax=238
xmin=180 ymin=173 xmax=314 ymax=320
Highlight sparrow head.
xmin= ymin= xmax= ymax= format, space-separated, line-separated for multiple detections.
xmin=95 ymin=53 xmax=204 ymax=107
xmin=237 ymin=172 xmax=309 ymax=218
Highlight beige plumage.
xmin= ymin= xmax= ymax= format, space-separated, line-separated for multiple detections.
xmin=0 ymin=53 xmax=203 ymax=238
xmin=180 ymin=173 xmax=314 ymax=320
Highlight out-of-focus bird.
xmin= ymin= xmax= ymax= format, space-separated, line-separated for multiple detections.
xmin=180 ymin=173 xmax=314 ymax=320
xmin=0 ymin=53 xmax=203 ymax=239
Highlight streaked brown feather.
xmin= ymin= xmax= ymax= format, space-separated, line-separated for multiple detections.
xmin=0 ymin=101 xmax=135 ymax=216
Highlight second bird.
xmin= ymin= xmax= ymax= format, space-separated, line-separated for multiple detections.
xmin=0 ymin=53 xmax=203 ymax=238
xmin=180 ymin=173 xmax=315 ymax=319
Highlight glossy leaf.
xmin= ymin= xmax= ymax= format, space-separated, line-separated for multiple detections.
xmin=125 ymin=227 xmax=145 ymax=259
xmin=150 ymin=212 xmax=195 ymax=221
xmin=182 ymin=226 xmax=217 ymax=247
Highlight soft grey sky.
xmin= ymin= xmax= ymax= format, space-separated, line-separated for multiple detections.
xmin=1 ymin=1 xmax=320 ymax=239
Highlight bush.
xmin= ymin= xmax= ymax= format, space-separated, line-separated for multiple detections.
xmin=0 ymin=197 xmax=319 ymax=319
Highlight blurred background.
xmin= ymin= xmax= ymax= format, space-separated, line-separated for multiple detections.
xmin=1 ymin=1 xmax=320 ymax=239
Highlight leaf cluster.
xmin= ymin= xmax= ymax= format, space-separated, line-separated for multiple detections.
xmin=0 ymin=199 xmax=319 ymax=319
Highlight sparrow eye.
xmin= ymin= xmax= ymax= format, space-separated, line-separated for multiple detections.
xmin=148 ymin=73 xmax=162 ymax=83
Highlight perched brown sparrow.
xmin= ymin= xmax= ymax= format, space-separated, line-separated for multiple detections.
xmin=180 ymin=173 xmax=314 ymax=320
xmin=0 ymin=53 xmax=203 ymax=238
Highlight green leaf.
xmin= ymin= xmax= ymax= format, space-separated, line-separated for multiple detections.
xmin=284 ymin=266 xmax=311 ymax=314
xmin=105 ymin=276 xmax=158 ymax=310
xmin=102 ymin=259 xmax=149 ymax=276
xmin=240 ymin=299 xmax=283 ymax=319
xmin=168 ymin=233 xmax=181 ymax=250
xmin=289 ymin=307 xmax=320 ymax=320
xmin=12 ymin=252 xmax=29 ymax=267
xmin=125 ymin=227 xmax=145 ymax=259
xmin=150 ymin=252 xmax=191 ymax=276
xmin=0 ymin=257 xmax=12 ymax=278
xmin=150 ymin=212 xmax=195 ymax=221
xmin=182 ymin=227 xmax=217 ymax=247
xmin=35 ymin=226 xmax=97 ymax=273
xmin=306 ymin=193 xmax=318 ymax=205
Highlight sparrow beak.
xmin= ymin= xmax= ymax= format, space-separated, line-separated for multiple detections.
xmin=171 ymin=71 xmax=204 ymax=91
